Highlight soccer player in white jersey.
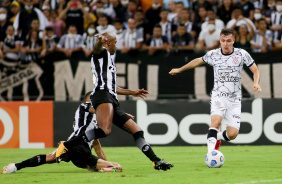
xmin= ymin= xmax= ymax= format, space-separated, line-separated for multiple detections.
xmin=169 ymin=28 xmax=261 ymax=152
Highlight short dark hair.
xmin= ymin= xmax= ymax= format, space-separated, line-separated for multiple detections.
xmin=160 ymin=8 xmax=169 ymax=13
xmin=84 ymin=91 xmax=92 ymax=101
xmin=113 ymin=18 xmax=123 ymax=24
xmin=257 ymin=18 xmax=267 ymax=24
xmin=178 ymin=23 xmax=185 ymax=27
xmin=220 ymin=28 xmax=235 ymax=38
xmin=154 ymin=24 xmax=162 ymax=29
xmin=45 ymin=26 xmax=53 ymax=31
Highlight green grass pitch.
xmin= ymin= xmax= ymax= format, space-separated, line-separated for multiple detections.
xmin=1 ymin=146 xmax=282 ymax=184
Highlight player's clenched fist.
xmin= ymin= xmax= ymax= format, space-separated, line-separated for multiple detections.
xmin=169 ymin=68 xmax=181 ymax=75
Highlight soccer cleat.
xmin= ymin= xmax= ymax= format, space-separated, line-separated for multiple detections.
xmin=98 ymin=166 xmax=122 ymax=173
xmin=55 ymin=141 xmax=68 ymax=163
xmin=214 ymin=140 xmax=222 ymax=150
xmin=1 ymin=163 xmax=17 ymax=174
xmin=153 ymin=160 xmax=174 ymax=171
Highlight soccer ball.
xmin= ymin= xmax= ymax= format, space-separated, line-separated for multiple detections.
xmin=205 ymin=150 xmax=224 ymax=168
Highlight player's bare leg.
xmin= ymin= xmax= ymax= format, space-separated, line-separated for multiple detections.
xmin=225 ymin=127 xmax=239 ymax=140
xmin=95 ymin=103 xmax=114 ymax=136
xmin=122 ymin=119 xmax=174 ymax=171
xmin=207 ymin=115 xmax=222 ymax=152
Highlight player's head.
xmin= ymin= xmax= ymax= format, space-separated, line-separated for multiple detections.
xmin=102 ymin=32 xmax=117 ymax=55
xmin=220 ymin=28 xmax=235 ymax=54
xmin=84 ymin=91 xmax=92 ymax=102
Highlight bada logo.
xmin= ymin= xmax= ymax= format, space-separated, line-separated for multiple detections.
xmin=0 ymin=102 xmax=53 ymax=148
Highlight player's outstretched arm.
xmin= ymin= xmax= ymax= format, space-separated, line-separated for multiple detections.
xmin=116 ymin=87 xmax=149 ymax=99
xmin=249 ymin=63 xmax=262 ymax=93
xmin=169 ymin=57 xmax=205 ymax=75
xmin=93 ymin=34 xmax=108 ymax=54
xmin=93 ymin=139 xmax=107 ymax=161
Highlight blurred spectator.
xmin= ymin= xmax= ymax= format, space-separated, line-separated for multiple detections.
xmin=264 ymin=0 xmax=276 ymax=24
xmin=142 ymin=24 xmax=168 ymax=56
xmin=171 ymin=23 xmax=195 ymax=52
xmin=234 ymin=23 xmax=254 ymax=51
xmin=217 ymin=0 xmax=234 ymax=25
xmin=83 ymin=2 xmax=97 ymax=30
xmin=59 ymin=0 xmax=90 ymax=35
xmin=56 ymin=25 xmax=83 ymax=57
xmin=82 ymin=23 xmax=97 ymax=57
xmin=96 ymin=15 xmax=116 ymax=34
xmin=123 ymin=0 xmax=138 ymax=21
xmin=252 ymin=0 xmax=267 ymax=9
xmin=253 ymin=8 xmax=264 ymax=22
xmin=226 ymin=7 xmax=256 ymax=32
xmin=273 ymin=30 xmax=282 ymax=50
xmin=40 ymin=26 xmax=59 ymax=57
xmin=93 ymin=0 xmax=116 ymax=19
xmin=178 ymin=8 xmax=199 ymax=39
xmin=44 ymin=0 xmax=60 ymax=10
xmin=8 ymin=1 xmax=21 ymax=23
xmin=236 ymin=0 xmax=255 ymax=20
xmin=163 ymin=0 xmax=189 ymax=9
xmin=111 ymin=0 xmax=126 ymax=19
xmin=194 ymin=6 xmax=208 ymax=33
xmin=42 ymin=6 xmax=51 ymax=20
xmin=251 ymin=18 xmax=273 ymax=53
xmin=29 ymin=19 xmax=43 ymax=39
xmin=0 ymin=25 xmax=21 ymax=62
xmin=159 ymin=9 xmax=176 ymax=44
xmin=197 ymin=18 xmax=220 ymax=52
xmin=134 ymin=9 xmax=149 ymax=40
xmin=145 ymin=0 xmax=162 ymax=37
xmin=49 ymin=10 xmax=65 ymax=38
xmin=20 ymin=29 xmax=42 ymax=64
xmin=171 ymin=2 xmax=184 ymax=24
xmin=113 ymin=18 xmax=124 ymax=50
xmin=167 ymin=1 xmax=177 ymax=22
xmin=121 ymin=18 xmax=143 ymax=53
xmin=192 ymin=0 xmax=213 ymax=22
xmin=202 ymin=9 xmax=224 ymax=31
xmin=14 ymin=0 xmax=49 ymax=41
xmin=270 ymin=0 xmax=282 ymax=41
xmin=0 ymin=8 xmax=12 ymax=42
xmin=141 ymin=0 xmax=163 ymax=13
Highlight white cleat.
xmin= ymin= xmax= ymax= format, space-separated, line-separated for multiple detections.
xmin=1 ymin=163 xmax=17 ymax=174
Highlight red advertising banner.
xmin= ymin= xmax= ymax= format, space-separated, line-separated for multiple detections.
xmin=0 ymin=101 xmax=53 ymax=148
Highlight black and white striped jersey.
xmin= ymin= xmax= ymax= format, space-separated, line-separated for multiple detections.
xmin=91 ymin=48 xmax=117 ymax=99
xmin=67 ymin=102 xmax=98 ymax=149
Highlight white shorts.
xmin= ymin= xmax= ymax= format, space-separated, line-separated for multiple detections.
xmin=210 ymin=97 xmax=241 ymax=130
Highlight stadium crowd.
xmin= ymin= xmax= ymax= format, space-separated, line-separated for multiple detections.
xmin=0 ymin=0 xmax=282 ymax=63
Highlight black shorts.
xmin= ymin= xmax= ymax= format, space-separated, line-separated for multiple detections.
xmin=91 ymin=90 xmax=130 ymax=128
xmin=68 ymin=141 xmax=99 ymax=169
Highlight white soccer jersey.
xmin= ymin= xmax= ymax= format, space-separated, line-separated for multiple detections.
xmin=202 ymin=48 xmax=254 ymax=100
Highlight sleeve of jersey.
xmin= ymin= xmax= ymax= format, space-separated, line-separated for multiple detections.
xmin=202 ymin=50 xmax=213 ymax=65
xmin=243 ymin=51 xmax=255 ymax=67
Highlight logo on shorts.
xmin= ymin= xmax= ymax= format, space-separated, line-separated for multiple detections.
xmin=233 ymin=114 xmax=240 ymax=119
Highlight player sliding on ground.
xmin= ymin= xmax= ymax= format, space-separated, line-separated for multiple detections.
xmin=169 ymin=28 xmax=261 ymax=153
xmin=56 ymin=32 xmax=173 ymax=171
xmin=2 ymin=92 xmax=122 ymax=174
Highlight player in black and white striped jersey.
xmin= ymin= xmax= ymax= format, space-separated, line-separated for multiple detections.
xmin=2 ymin=92 xmax=122 ymax=174
xmin=56 ymin=32 xmax=174 ymax=171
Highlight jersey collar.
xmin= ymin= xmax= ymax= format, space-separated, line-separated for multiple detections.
xmin=220 ymin=48 xmax=234 ymax=56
